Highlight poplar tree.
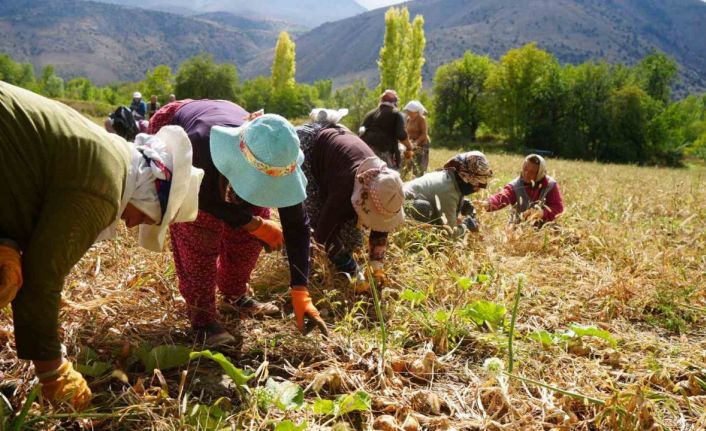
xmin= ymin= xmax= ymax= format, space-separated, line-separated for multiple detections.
xmin=271 ymin=31 xmax=296 ymax=94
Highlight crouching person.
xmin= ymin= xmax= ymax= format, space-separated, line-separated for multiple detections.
xmin=297 ymin=109 xmax=406 ymax=292
xmin=404 ymin=151 xmax=493 ymax=236
xmin=0 ymin=82 xmax=203 ymax=410
xmin=480 ymin=154 xmax=564 ymax=226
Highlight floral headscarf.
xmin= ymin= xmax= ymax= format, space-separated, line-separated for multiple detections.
xmin=443 ymin=151 xmax=493 ymax=186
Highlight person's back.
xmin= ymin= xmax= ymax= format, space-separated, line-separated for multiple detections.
xmin=361 ymin=105 xmax=405 ymax=156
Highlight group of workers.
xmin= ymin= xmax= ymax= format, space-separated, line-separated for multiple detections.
xmin=0 ymin=82 xmax=563 ymax=410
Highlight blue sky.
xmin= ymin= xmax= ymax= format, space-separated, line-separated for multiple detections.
xmin=357 ymin=0 xmax=405 ymax=9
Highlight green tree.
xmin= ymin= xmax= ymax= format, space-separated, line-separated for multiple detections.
xmin=142 ymin=65 xmax=174 ymax=102
xmin=378 ymin=7 xmax=405 ymax=93
xmin=175 ymin=54 xmax=238 ymax=101
xmin=635 ymin=50 xmax=678 ymax=105
xmin=66 ymin=77 xmax=95 ymax=100
xmin=240 ymin=76 xmax=272 ymax=113
xmin=606 ymin=85 xmax=661 ymax=163
xmin=333 ymin=79 xmax=377 ymax=132
xmin=40 ymin=65 xmax=64 ymax=98
xmin=432 ymin=51 xmax=493 ymax=141
xmin=485 ymin=43 xmax=564 ymax=150
xmin=313 ymin=79 xmax=333 ymax=103
xmin=270 ymin=31 xmax=297 ymax=117
xmin=399 ymin=14 xmax=425 ymax=104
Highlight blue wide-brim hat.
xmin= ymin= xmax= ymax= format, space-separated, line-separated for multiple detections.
xmin=210 ymin=114 xmax=307 ymax=208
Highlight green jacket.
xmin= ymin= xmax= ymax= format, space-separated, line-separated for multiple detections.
xmin=0 ymin=82 xmax=130 ymax=360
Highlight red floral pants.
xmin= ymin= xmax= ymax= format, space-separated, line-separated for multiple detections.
xmin=170 ymin=208 xmax=269 ymax=326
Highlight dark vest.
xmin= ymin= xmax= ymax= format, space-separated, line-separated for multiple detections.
xmin=509 ymin=176 xmax=556 ymax=223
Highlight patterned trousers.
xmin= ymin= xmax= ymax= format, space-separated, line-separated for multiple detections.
xmin=170 ymin=208 xmax=269 ymax=326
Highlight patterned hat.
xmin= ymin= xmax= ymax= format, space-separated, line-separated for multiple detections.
xmin=443 ymin=151 xmax=493 ymax=186
xmin=351 ymin=157 xmax=405 ymax=232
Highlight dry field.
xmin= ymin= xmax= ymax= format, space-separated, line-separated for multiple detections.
xmin=1 ymin=150 xmax=705 ymax=430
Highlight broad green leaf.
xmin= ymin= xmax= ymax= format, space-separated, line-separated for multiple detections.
xmin=190 ymin=350 xmax=254 ymax=386
xmin=527 ymin=330 xmax=555 ymax=347
xmin=401 ymin=289 xmax=426 ymax=306
xmin=76 ymin=361 xmax=112 ymax=377
xmin=311 ymin=398 xmax=335 ymax=415
xmin=138 ymin=344 xmax=191 ymax=372
xmin=476 ymin=274 xmax=490 ymax=284
xmin=456 ymin=276 xmax=473 ymax=290
xmin=187 ymin=398 xmax=230 ymax=429
xmin=337 ymin=390 xmax=371 ymax=415
xmin=265 ymin=378 xmax=304 ymax=411
xmin=568 ymin=324 xmax=617 ymax=348
xmin=274 ymin=420 xmax=308 ymax=431
xmin=433 ymin=310 xmax=450 ymax=323
xmin=460 ymin=300 xmax=506 ymax=331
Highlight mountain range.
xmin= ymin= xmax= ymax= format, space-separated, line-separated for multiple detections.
xmin=1 ymin=0 xmax=704 ymax=94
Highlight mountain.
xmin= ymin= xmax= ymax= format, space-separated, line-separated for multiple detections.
xmin=92 ymin=0 xmax=366 ymax=29
xmin=0 ymin=0 xmax=274 ymax=85
xmin=243 ymin=0 xmax=706 ymax=94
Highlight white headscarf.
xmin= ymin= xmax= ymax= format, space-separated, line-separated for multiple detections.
xmin=403 ymin=100 xmax=427 ymax=114
xmin=309 ymin=108 xmax=349 ymax=125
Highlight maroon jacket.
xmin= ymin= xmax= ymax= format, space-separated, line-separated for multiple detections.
xmin=487 ymin=176 xmax=564 ymax=222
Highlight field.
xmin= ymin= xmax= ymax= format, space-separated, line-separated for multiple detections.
xmin=1 ymin=149 xmax=705 ymax=430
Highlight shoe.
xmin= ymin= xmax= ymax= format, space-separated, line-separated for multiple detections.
xmin=221 ymin=295 xmax=279 ymax=317
xmin=194 ymin=322 xmax=236 ymax=347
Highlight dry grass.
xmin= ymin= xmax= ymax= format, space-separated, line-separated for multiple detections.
xmin=1 ymin=150 xmax=705 ymax=430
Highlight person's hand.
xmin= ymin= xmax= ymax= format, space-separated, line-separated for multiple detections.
xmin=404 ymin=150 xmax=414 ymax=160
xmin=0 ymin=245 xmax=22 ymax=308
xmin=291 ymin=288 xmax=327 ymax=335
xmin=39 ymin=362 xmax=92 ymax=411
xmin=246 ymin=217 xmax=284 ymax=251
xmin=473 ymin=199 xmax=490 ymax=212
xmin=523 ymin=207 xmax=544 ymax=223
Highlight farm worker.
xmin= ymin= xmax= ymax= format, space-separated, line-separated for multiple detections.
xmin=402 ymin=100 xmax=431 ymax=177
xmin=404 ymin=151 xmax=493 ymax=236
xmin=148 ymin=100 xmax=326 ymax=345
xmin=479 ymin=154 xmax=564 ymax=225
xmin=297 ymin=109 xmax=405 ymax=292
xmin=130 ymin=91 xmax=147 ymax=120
xmin=0 ymin=82 xmax=204 ymax=410
xmin=359 ymin=90 xmax=414 ymax=170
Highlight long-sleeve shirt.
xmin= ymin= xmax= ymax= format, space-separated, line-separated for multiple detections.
xmin=405 ymin=114 xmax=429 ymax=147
xmin=307 ymin=127 xmax=387 ymax=257
xmin=0 ymin=82 xmax=131 ymax=360
xmin=171 ymin=100 xmax=310 ymax=285
xmin=403 ymin=170 xmax=463 ymax=226
xmin=486 ymin=176 xmax=564 ymax=222
xmin=360 ymin=105 xmax=407 ymax=156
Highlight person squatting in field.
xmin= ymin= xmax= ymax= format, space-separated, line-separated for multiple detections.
xmin=359 ymin=89 xmax=414 ymax=170
xmin=403 ymin=151 xmax=493 ymax=236
xmin=297 ymin=108 xmax=406 ymax=292
xmin=0 ymin=82 xmax=204 ymax=410
xmin=148 ymin=99 xmax=327 ymax=346
xmin=479 ymin=153 xmax=564 ymax=226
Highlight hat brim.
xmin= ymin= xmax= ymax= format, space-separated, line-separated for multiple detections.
xmin=210 ymin=125 xmax=307 ymax=208
xmin=138 ymin=126 xmax=204 ymax=251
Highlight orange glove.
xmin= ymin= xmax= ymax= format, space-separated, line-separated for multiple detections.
xmin=0 ymin=245 xmax=22 ymax=308
xmin=248 ymin=217 xmax=284 ymax=251
xmin=39 ymin=361 xmax=92 ymax=411
xmin=291 ymin=288 xmax=327 ymax=335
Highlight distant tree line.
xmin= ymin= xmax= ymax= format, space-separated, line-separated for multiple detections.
xmin=432 ymin=43 xmax=706 ymax=166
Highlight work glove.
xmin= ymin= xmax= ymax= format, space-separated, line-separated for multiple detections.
xmin=39 ymin=361 xmax=92 ymax=411
xmin=0 ymin=244 xmax=22 ymax=308
xmin=291 ymin=288 xmax=328 ymax=336
xmin=369 ymin=260 xmax=386 ymax=287
xmin=248 ymin=217 xmax=284 ymax=251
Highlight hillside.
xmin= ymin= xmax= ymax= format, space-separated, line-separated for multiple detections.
xmin=245 ymin=0 xmax=706 ymax=94
xmin=0 ymin=0 xmax=272 ymax=85
xmin=92 ymin=0 xmax=366 ymax=29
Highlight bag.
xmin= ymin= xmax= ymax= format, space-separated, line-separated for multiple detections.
xmin=110 ymin=106 xmax=139 ymax=141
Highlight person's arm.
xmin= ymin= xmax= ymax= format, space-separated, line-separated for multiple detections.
xmin=278 ymin=203 xmax=310 ymax=287
xmin=13 ymin=191 xmax=116 ymax=361
xmin=314 ymin=194 xmax=351 ymax=263
xmin=542 ymin=183 xmax=564 ymax=222
xmin=485 ymin=183 xmax=517 ymax=212
xmin=396 ymin=113 xmax=412 ymax=151
xmin=417 ymin=117 xmax=430 ymax=146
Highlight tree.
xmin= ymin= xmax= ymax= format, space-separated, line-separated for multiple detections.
xmin=40 ymin=65 xmax=64 ymax=98
xmin=635 ymin=50 xmax=678 ymax=105
xmin=377 ymin=7 xmax=425 ymax=104
xmin=485 ymin=43 xmax=564 ymax=150
xmin=333 ymin=80 xmax=377 ymax=132
xmin=606 ymin=85 xmax=661 ymax=163
xmin=432 ymin=51 xmax=493 ymax=141
xmin=270 ymin=32 xmax=297 ymax=117
xmin=66 ymin=77 xmax=95 ymax=100
xmin=240 ymin=76 xmax=272 ymax=113
xmin=142 ymin=65 xmax=174 ymax=102
xmin=175 ymin=54 xmax=238 ymax=101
